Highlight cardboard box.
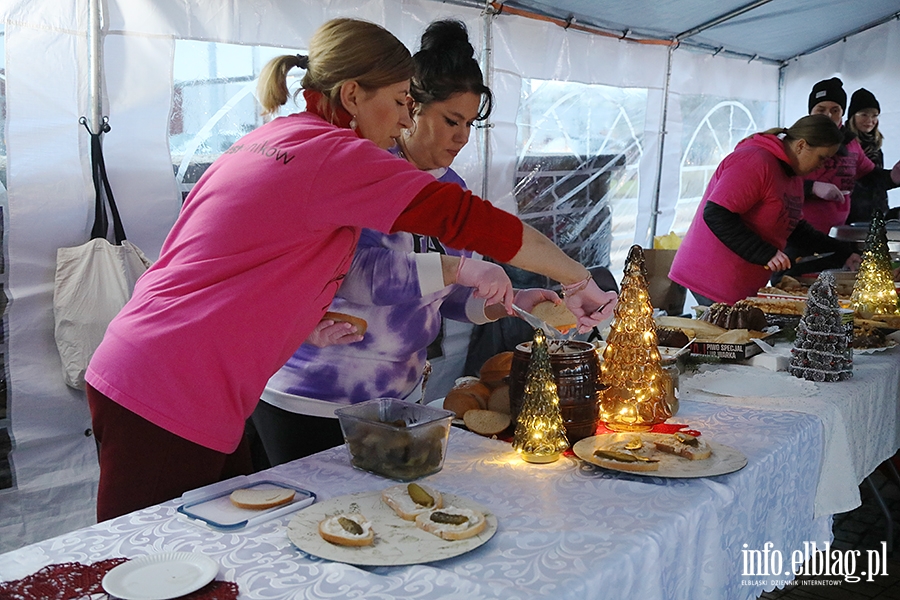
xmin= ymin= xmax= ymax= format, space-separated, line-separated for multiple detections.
xmin=690 ymin=338 xmax=764 ymax=360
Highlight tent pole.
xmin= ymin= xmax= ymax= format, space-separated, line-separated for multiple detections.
xmin=648 ymin=43 xmax=675 ymax=245
xmin=88 ymin=0 xmax=103 ymax=132
xmin=480 ymin=3 xmax=495 ymax=200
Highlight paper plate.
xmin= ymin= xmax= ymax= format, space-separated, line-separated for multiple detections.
xmin=287 ymin=490 xmax=497 ymax=566
xmin=102 ymin=552 xmax=218 ymax=600
xmin=573 ymin=433 xmax=747 ymax=479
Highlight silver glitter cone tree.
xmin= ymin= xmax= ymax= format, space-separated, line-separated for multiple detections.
xmin=512 ymin=328 xmax=569 ymax=463
xmin=790 ymin=271 xmax=852 ymax=382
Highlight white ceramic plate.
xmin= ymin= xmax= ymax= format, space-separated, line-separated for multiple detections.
xmin=287 ymin=490 xmax=498 ymax=566
xmin=102 ymin=552 xmax=218 ymax=600
xmin=573 ymin=433 xmax=748 ymax=479
xmin=854 ymin=340 xmax=898 ymax=354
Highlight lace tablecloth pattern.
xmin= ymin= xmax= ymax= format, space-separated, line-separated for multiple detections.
xmin=681 ymin=349 xmax=900 ymax=517
xmin=0 ymin=401 xmax=826 ymax=600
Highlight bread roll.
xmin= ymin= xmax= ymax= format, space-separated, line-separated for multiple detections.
xmin=323 ymin=311 xmax=368 ymax=336
xmin=415 ymin=506 xmax=487 ymax=540
xmin=442 ymin=379 xmax=490 ymax=418
xmin=229 ymin=487 xmax=295 ymax=510
xmin=463 ymin=409 xmax=511 ymax=437
xmin=317 ymin=513 xmax=374 ymax=546
xmin=531 ymin=301 xmax=577 ymax=332
xmin=478 ymin=351 xmax=513 ymax=388
xmin=486 ymin=385 xmax=510 ymax=414
xmin=443 ymin=390 xmax=482 ymax=419
xmin=381 ymin=483 xmax=443 ymax=520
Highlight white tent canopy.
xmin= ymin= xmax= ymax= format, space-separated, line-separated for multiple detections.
xmin=1 ymin=0 xmax=898 ymax=552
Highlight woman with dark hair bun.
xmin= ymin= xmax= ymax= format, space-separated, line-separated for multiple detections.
xmin=252 ymin=19 xmax=589 ymax=466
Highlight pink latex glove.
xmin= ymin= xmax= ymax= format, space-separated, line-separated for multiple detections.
xmin=767 ymin=249 xmax=791 ymax=272
xmin=811 ymin=181 xmax=846 ymax=202
xmin=456 ymin=256 xmax=514 ymax=313
xmin=891 ymin=159 xmax=900 ymax=185
xmin=563 ymin=278 xmax=618 ymax=333
xmin=844 ymin=253 xmax=862 ymax=271
xmin=512 ymin=288 xmax=560 ymax=312
xmin=305 ymin=318 xmax=363 ymax=348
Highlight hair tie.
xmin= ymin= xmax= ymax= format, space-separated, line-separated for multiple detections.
xmin=295 ymin=54 xmax=309 ymax=70
xmin=782 ymin=127 xmax=788 ymax=134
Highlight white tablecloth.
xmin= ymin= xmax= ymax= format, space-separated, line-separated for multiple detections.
xmin=1 ymin=401 xmax=828 ymax=600
xmin=681 ymin=348 xmax=900 ymax=517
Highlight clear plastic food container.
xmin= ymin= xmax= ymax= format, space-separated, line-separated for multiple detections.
xmin=334 ymin=398 xmax=454 ymax=481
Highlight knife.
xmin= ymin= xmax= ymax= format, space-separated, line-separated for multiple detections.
xmin=511 ymin=304 xmax=565 ymax=340
xmin=794 ymin=252 xmax=835 ymax=265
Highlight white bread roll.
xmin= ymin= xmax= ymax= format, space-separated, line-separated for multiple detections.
xmin=229 ymin=487 xmax=295 ymax=510
xmin=486 ymin=385 xmax=510 ymax=414
xmin=317 ymin=513 xmax=374 ymax=546
xmin=381 ymin=483 xmax=443 ymax=520
xmin=415 ymin=506 xmax=486 ymax=540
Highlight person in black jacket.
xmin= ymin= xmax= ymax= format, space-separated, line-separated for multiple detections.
xmin=845 ymin=88 xmax=895 ymax=223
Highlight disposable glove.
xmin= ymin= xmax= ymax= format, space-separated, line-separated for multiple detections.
xmin=562 ymin=277 xmax=618 ymax=333
xmin=305 ymin=318 xmax=363 ymax=347
xmin=456 ymin=256 xmax=514 ymax=313
xmin=811 ymin=181 xmax=847 ymax=202
xmin=512 ymin=288 xmax=560 ymax=312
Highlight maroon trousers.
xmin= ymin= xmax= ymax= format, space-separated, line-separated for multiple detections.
xmin=87 ymin=384 xmax=253 ymax=522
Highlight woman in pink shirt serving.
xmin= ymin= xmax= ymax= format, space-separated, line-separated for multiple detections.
xmin=669 ymin=115 xmax=856 ymax=305
xmin=84 ymin=18 xmax=617 ymax=521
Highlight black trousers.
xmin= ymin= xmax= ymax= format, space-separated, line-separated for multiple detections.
xmin=250 ymin=400 xmax=345 ymax=467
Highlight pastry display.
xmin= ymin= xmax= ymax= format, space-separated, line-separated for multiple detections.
xmin=382 ymin=483 xmax=443 ymax=520
xmin=317 ymin=513 xmax=375 ymax=546
xmin=852 ymin=323 xmax=888 ymax=349
xmin=229 ymin=487 xmax=295 ymax=510
xmin=656 ymin=326 xmax=690 ymax=348
xmin=415 ymin=506 xmax=487 ymax=540
xmin=700 ymin=300 xmax=768 ymax=331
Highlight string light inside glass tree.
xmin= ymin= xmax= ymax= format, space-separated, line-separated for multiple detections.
xmin=598 ymin=245 xmax=672 ymax=431
xmin=851 ymin=210 xmax=900 ymax=316
xmin=512 ymin=328 xmax=569 ymax=463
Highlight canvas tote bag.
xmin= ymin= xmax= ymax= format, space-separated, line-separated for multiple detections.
xmin=53 ymin=119 xmax=152 ymax=389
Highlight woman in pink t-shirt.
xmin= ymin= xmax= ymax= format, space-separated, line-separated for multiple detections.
xmin=669 ymin=115 xmax=854 ymax=305
xmin=85 ymin=18 xmax=618 ymax=521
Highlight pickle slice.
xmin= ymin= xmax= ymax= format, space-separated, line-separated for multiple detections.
xmin=430 ymin=511 xmax=469 ymax=525
xmin=593 ymin=449 xmax=658 ymax=463
xmin=407 ymin=483 xmax=435 ymax=507
xmin=338 ymin=516 xmax=363 ymax=535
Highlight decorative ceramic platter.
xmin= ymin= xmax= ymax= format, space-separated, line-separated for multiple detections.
xmin=854 ymin=339 xmax=898 ymax=354
xmin=287 ymin=490 xmax=498 ymax=566
xmin=573 ymin=433 xmax=748 ymax=479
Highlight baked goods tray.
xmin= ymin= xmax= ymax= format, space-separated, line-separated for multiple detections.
xmin=287 ymin=490 xmax=498 ymax=566
xmin=176 ymin=476 xmax=315 ymax=530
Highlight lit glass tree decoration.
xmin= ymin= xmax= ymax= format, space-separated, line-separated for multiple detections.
xmin=599 ymin=245 xmax=672 ymax=431
xmin=512 ymin=328 xmax=569 ymax=463
xmin=851 ymin=210 xmax=900 ymax=316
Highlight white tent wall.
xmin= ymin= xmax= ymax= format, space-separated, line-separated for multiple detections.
xmin=0 ymin=0 xmax=858 ymax=554
xmin=782 ymin=17 xmax=900 ymax=210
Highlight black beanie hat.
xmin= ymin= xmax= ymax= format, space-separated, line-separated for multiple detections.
xmin=847 ymin=88 xmax=880 ymax=118
xmin=808 ymin=77 xmax=847 ymax=113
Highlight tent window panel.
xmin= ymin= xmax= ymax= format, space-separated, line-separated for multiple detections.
xmin=170 ymin=41 xmax=303 ymax=200
xmin=514 ymin=79 xmax=645 ymax=285
xmin=668 ymin=96 xmax=776 ymax=238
